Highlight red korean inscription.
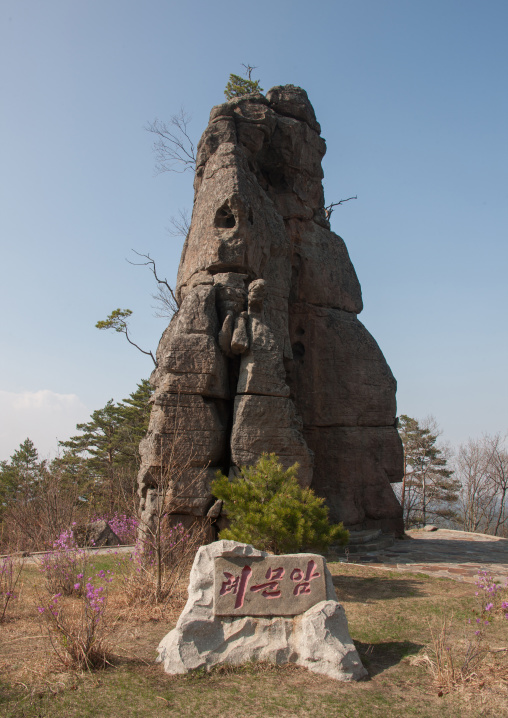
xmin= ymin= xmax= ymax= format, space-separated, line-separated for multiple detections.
xmin=250 ymin=566 xmax=285 ymax=599
xmin=214 ymin=555 xmax=326 ymax=616
xmin=290 ymin=559 xmax=321 ymax=596
xmin=219 ymin=564 xmax=253 ymax=609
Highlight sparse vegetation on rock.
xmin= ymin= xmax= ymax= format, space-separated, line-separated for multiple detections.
xmin=224 ymin=64 xmax=263 ymax=98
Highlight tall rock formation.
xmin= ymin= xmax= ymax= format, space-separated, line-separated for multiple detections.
xmin=138 ymin=85 xmax=404 ymax=537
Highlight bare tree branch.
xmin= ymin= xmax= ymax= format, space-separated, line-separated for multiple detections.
xmin=324 ymin=196 xmax=357 ymax=219
xmin=241 ymin=63 xmax=258 ymax=80
xmin=166 ymin=208 xmax=191 ymax=238
xmin=150 ymin=285 xmax=179 ymax=320
xmin=128 ymin=250 xmax=179 ymax=320
xmin=456 ymin=434 xmax=508 ymax=535
xmin=123 ymin=326 xmax=157 ymax=366
xmin=145 ymin=108 xmax=196 ymax=174
xmin=96 ymin=309 xmax=157 ymax=366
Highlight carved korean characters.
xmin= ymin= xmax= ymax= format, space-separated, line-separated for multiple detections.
xmin=214 ymin=554 xmax=327 ymax=616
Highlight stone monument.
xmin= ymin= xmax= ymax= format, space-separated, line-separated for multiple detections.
xmin=137 ymin=85 xmax=404 ymax=537
xmin=157 ymin=540 xmax=367 ymax=681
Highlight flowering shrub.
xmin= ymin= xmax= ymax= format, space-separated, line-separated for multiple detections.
xmin=0 ymin=555 xmax=24 ymax=622
xmin=37 ymin=568 xmax=114 ymax=669
xmin=461 ymin=569 xmax=508 ymax=669
xmin=91 ymin=513 xmax=138 ymax=544
xmin=39 ymin=527 xmax=87 ymax=596
xmin=423 ymin=569 xmax=508 ymax=688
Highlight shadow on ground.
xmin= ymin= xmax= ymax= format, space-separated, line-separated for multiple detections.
xmin=354 ymin=640 xmax=423 ymax=677
xmin=332 ymin=574 xmax=427 ymax=601
xmin=383 ymin=536 xmax=508 ymax=565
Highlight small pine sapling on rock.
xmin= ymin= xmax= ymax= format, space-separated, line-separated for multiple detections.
xmin=224 ymin=64 xmax=263 ymax=99
xmin=211 ymin=453 xmax=349 ymax=554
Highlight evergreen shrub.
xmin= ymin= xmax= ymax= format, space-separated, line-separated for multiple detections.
xmin=224 ymin=73 xmax=263 ymax=99
xmin=211 ymin=453 xmax=349 ymax=554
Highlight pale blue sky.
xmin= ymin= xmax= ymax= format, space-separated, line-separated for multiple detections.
xmin=1 ymin=0 xmax=507 ymax=459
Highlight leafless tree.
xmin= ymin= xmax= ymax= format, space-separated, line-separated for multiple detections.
xmin=487 ymin=435 xmax=508 ymax=535
xmin=456 ymin=434 xmax=508 ymax=536
xmin=166 ymin=208 xmax=191 ymax=238
xmin=457 ymin=438 xmax=497 ymax=533
xmin=1 ymin=466 xmax=82 ymax=552
xmin=128 ymin=250 xmax=179 ymax=320
xmin=145 ymin=108 xmax=196 ymax=174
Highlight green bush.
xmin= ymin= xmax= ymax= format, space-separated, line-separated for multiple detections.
xmin=211 ymin=453 xmax=349 ymax=554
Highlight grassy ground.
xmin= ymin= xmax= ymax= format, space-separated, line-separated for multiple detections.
xmin=1 ymin=556 xmax=508 ymax=717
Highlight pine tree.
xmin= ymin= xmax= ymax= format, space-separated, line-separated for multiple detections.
xmin=59 ymin=401 xmax=123 ymax=484
xmin=398 ymin=415 xmax=459 ymax=528
xmin=0 ymin=439 xmax=48 ymax=527
xmin=224 ymin=73 xmax=263 ymax=100
xmin=212 ymin=453 xmax=348 ymax=554
xmin=115 ymin=379 xmax=152 ymax=467
xmin=59 ymin=400 xmax=129 ymax=511
xmin=0 ymin=461 xmax=12 ymax=509
xmin=49 ymin=451 xmax=97 ymax=502
xmin=58 ymin=381 xmax=152 ymax=510
xmin=0 ymin=439 xmax=47 ymax=503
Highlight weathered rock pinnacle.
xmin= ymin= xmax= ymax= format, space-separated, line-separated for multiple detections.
xmin=138 ymin=85 xmax=404 ymax=537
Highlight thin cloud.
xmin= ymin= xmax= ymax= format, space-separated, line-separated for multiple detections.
xmin=0 ymin=390 xmax=89 ymax=461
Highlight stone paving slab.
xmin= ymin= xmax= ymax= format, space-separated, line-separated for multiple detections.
xmin=345 ymin=529 xmax=508 ymax=584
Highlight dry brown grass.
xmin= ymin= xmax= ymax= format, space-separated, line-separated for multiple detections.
xmin=329 ymin=563 xmax=508 ymax=711
xmin=1 ymin=559 xmax=508 ymax=717
xmin=117 ymin=520 xmax=208 ymax=613
xmin=408 ymin=616 xmax=508 ymax=695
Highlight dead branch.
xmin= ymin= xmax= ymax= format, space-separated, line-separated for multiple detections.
xmin=123 ymin=326 xmax=157 ymax=366
xmin=324 ymin=196 xmax=357 ymax=219
xmin=128 ymin=250 xmax=179 ymax=320
xmin=145 ymin=108 xmax=196 ymax=174
xmin=241 ymin=63 xmax=258 ymax=80
xmin=166 ymin=208 xmax=191 ymax=239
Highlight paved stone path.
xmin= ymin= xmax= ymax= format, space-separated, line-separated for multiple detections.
xmin=351 ymin=529 xmax=508 ymax=584
xmin=11 ymin=530 xmax=508 ymax=586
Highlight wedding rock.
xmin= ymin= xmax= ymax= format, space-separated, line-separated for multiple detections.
xmin=138 ymin=85 xmax=403 ymax=536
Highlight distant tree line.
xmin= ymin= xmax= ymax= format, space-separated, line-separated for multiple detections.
xmin=1 ymin=384 xmax=507 ymax=551
xmin=396 ymin=414 xmax=508 ymax=534
xmin=0 ymin=380 xmax=151 ymax=552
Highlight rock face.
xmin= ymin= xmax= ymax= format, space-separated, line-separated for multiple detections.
xmin=157 ymin=540 xmax=367 ymax=681
xmin=138 ymin=85 xmax=404 ymax=536
xmin=75 ymin=520 xmax=121 ymax=547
